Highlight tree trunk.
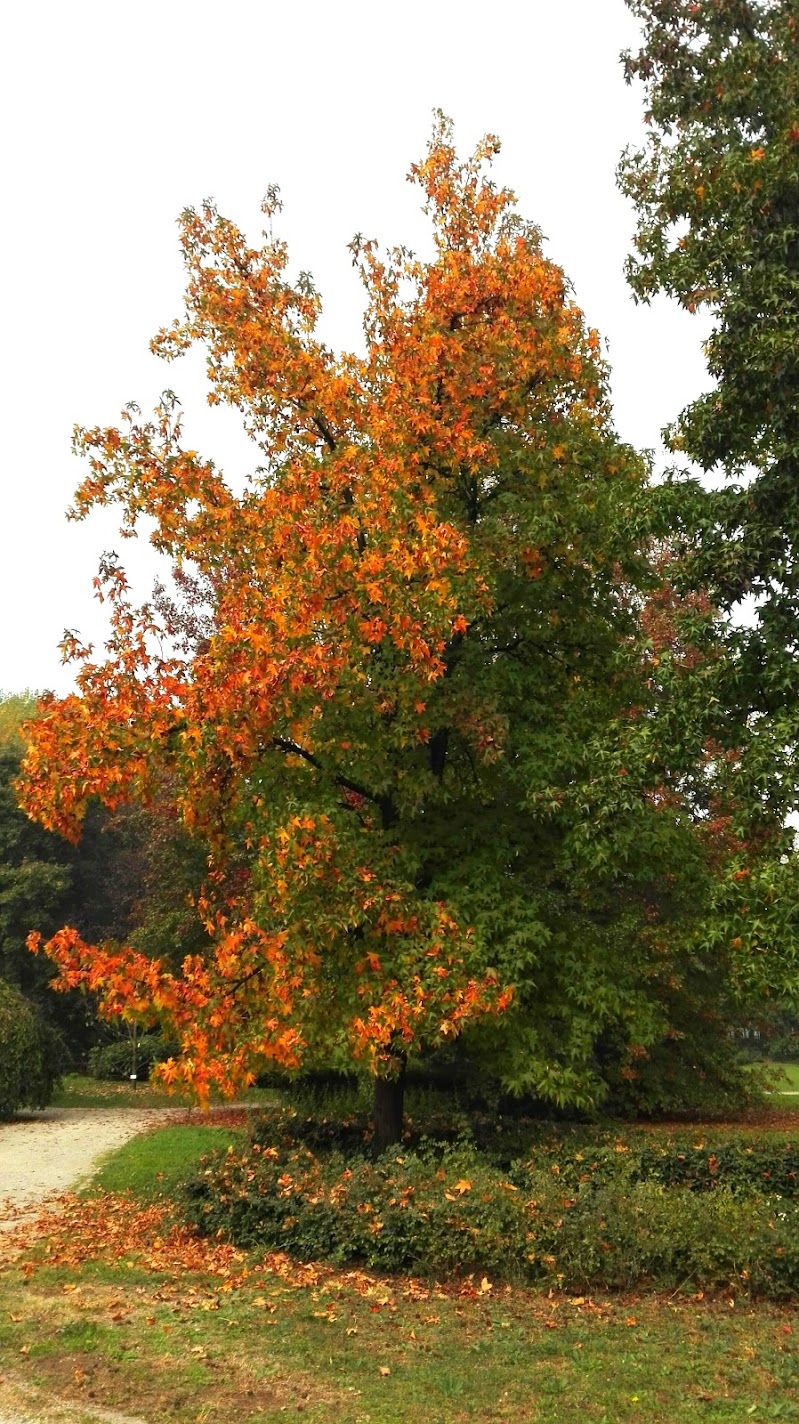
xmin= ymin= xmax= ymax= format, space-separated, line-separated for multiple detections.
xmin=372 ymin=1066 xmax=406 ymax=1156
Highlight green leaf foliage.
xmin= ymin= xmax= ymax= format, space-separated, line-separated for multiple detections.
xmin=0 ymin=693 xmax=75 ymax=1004
xmin=618 ymin=0 xmax=799 ymax=1046
xmin=180 ymin=1108 xmax=799 ymax=1295
xmin=0 ymin=692 xmax=210 ymax=1063
xmin=620 ymin=1 xmax=799 ymax=687
xmin=0 ymin=976 xmax=62 ymax=1116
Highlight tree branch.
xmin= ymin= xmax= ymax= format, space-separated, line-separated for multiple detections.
xmin=270 ymin=737 xmax=385 ymax=809
xmin=311 ymin=413 xmax=337 ymax=452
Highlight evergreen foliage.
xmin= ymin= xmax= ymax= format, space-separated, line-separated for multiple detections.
xmin=0 ymin=976 xmax=62 ymax=1115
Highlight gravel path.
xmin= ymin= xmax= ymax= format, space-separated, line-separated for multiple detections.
xmin=0 ymin=1107 xmax=182 ymax=1423
xmin=0 ymin=1107 xmax=182 ymax=1231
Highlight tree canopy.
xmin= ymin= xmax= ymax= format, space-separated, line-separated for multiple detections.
xmin=620 ymin=0 xmax=799 ymax=716
xmin=18 ymin=118 xmax=797 ymax=1138
xmin=618 ymin=0 xmax=799 ymax=1039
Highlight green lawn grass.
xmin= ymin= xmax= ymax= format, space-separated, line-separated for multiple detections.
xmin=51 ymin=1073 xmax=279 ymax=1111
xmin=768 ymin=1061 xmax=799 ymax=1092
xmin=2 ymin=1248 xmax=797 ymax=1422
xmin=88 ymin=1123 xmax=249 ymax=1202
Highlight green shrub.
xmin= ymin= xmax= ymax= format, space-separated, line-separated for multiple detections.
xmin=510 ymin=1134 xmax=799 ymax=1199
xmin=181 ymin=1140 xmax=530 ymax=1276
xmin=86 ymin=1033 xmax=177 ymax=1082
xmin=529 ymin=1178 xmax=799 ymax=1296
xmin=0 ymin=978 xmax=62 ymax=1116
xmin=178 ymin=1108 xmax=799 ymax=1297
xmin=633 ymin=1139 xmax=799 ymax=1196
xmin=180 ymin=1136 xmax=799 ymax=1296
xmin=247 ymin=1103 xmax=799 ymax=1196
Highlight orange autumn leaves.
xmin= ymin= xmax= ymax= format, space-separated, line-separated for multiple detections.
xmin=19 ymin=117 xmax=632 ymax=1099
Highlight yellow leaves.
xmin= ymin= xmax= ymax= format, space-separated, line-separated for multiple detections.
xmin=750 ymin=147 xmax=766 ymax=161
xmin=443 ymin=1179 xmax=472 ymax=1200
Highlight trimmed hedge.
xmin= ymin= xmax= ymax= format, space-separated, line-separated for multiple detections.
xmin=178 ymin=1108 xmax=799 ymax=1297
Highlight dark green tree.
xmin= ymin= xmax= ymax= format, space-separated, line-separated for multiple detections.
xmin=620 ymin=0 xmax=799 ymax=716
xmin=1 ymin=693 xmax=209 ymax=1064
xmin=0 ymin=694 xmax=74 ymax=1002
xmin=618 ymin=0 xmax=799 ymax=1056
xmin=0 ymin=977 xmax=61 ymax=1116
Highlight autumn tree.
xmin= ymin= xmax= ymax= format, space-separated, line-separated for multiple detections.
xmin=21 ymin=119 xmax=776 ymax=1144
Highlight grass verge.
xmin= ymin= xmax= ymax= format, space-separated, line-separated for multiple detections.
xmin=88 ymin=1123 xmax=249 ymax=1203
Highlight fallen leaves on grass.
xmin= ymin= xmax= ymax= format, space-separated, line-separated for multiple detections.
xmin=0 ymin=1189 xmax=694 ymax=1336
xmin=6 ymin=1191 xmax=311 ymax=1287
xmin=2 ymin=1190 xmax=438 ymax=1314
xmin=0 ymin=1188 xmax=618 ymax=1346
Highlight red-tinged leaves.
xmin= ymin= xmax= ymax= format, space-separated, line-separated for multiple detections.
xmin=16 ymin=119 xmax=658 ymax=1109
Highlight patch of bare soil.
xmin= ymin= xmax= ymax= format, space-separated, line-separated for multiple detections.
xmin=0 ymin=1371 xmax=148 ymax=1424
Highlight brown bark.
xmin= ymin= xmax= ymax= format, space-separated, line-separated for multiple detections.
xmin=372 ymin=1066 xmax=406 ymax=1156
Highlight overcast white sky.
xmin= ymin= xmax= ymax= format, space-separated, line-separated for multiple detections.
xmin=0 ymin=0 xmax=711 ymax=697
